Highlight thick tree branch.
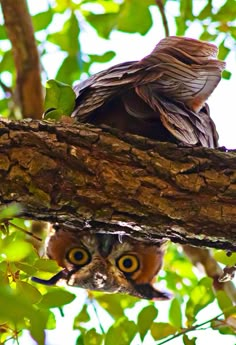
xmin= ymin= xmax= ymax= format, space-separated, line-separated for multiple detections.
xmin=1 ymin=0 xmax=44 ymax=119
xmin=0 ymin=119 xmax=235 ymax=250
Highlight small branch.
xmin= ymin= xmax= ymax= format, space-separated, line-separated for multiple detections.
xmin=90 ymin=300 xmax=105 ymax=334
xmin=0 ymin=79 xmax=13 ymax=96
xmin=8 ymin=221 xmax=42 ymax=242
xmin=157 ymin=313 xmax=224 ymax=345
xmin=156 ymin=0 xmax=170 ymax=37
xmin=183 ymin=246 xmax=236 ymax=303
xmin=1 ymin=0 xmax=44 ymax=119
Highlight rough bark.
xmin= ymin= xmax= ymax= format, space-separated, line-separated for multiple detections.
xmin=0 ymin=119 xmax=235 ymax=250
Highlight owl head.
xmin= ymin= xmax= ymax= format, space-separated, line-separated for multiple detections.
xmin=32 ymin=227 xmax=170 ymax=300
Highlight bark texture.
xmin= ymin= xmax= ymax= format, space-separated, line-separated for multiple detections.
xmin=1 ymin=0 xmax=44 ymax=119
xmin=0 ymin=119 xmax=235 ymax=250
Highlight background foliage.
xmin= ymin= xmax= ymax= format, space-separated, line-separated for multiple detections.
xmin=0 ymin=0 xmax=236 ymax=344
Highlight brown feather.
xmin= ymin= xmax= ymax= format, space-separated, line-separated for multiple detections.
xmin=72 ymin=36 xmax=225 ymax=148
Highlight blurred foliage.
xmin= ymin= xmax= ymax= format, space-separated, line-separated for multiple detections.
xmin=0 ymin=0 xmax=235 ymax=118
xmin=0 ymin=0 xmax=236 ymax=344
xmin=0 ymin=205 xmax=236 ymax=344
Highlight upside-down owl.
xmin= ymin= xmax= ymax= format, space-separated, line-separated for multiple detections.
xmin=33 ymin=36 xmax=225 ymax=299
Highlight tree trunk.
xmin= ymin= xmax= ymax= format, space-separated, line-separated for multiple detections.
xmin=0 ymin=119 xmax=235 ymax=250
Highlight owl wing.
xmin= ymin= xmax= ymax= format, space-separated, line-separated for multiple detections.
xmin=72 ymin=36 xmax=225 ymax=148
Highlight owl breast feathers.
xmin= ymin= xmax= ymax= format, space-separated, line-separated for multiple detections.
xmin=33 ymin=228 xmax=170 ymax=300
xmin=72 ymin=36 xmax=225 ymax=148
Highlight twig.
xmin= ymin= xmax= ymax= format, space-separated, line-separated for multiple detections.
xmin=90 ymin=300 xmax=105 ymax=334
xmin=156 ymin=313 xmax=225 ymax=345
xmin=156 ymin=0 xmax=170 ymax=37
xmin=0 ymin=79 xmax=13 ymax=96
xmin=9 ymin=221 xmax=42 ymax=242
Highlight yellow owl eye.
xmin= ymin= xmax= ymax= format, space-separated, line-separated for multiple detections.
xmin=66 ymin=247 xmax=91 ymax=266
xmin=117 ymin=254 xmax=139 ymax=273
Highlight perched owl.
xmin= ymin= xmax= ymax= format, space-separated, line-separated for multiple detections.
xmin=33 ymin=36 xmax=225 ymax=299
xmin=33 ymin=228 xmax=170 ymax=300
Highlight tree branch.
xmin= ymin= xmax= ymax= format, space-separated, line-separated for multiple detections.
xmin=1 ymin=0 xmax=44 ymax=119
xmin=0 ymin=119 xmax=235 ymax=250
xmin=156 ymin=0 xmax=170 ymax=37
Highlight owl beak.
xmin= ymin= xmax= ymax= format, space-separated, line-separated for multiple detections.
xmin=32 ymin=269 xmax=69 ymax=285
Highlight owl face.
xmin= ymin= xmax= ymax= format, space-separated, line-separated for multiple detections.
xmin=33 ymin=228 xmax=170 ymax=300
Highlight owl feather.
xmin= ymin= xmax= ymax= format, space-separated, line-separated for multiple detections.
xmin=72 ymin=36 xmax=225 ymax=148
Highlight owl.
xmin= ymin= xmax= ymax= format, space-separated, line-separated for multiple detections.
xmin=33 ymin=227 xmax=170 ymax=300
xmin=33 ymin=37 xmax=225 ymax=299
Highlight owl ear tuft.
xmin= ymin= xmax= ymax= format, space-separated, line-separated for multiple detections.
xmin=133 ymin=283 xmax=172 ymax=300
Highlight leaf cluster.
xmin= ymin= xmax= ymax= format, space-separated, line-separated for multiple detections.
xmin=0 ymin=205 xmax=235 ymax=345
xmin=0 ymin=0 xmax=235 ymax=118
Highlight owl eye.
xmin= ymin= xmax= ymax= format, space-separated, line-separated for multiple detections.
xmin=116 ymin=254 xmax=139 ymax=273
xmin=66 ymin=247 xmax=91 ymax=266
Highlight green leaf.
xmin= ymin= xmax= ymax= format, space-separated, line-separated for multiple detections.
xmin=117 ymin=0 xmax=153 ymax=35
xmin=198 ymin=2 xmax=212 ymax=20
xmin=76 ymin=334 xmax=85 ymax=345
xmin=43 ymin=108 xmax=64 ymax=120
xmin=30 ymin=309 xmax=50 ymax=345
xmin=15 ymin=261 xmax=37 ymax=275
xmin=214 ymin=250 xmax=236 ymax=266
xmin=211 ymin=317 xmax=236 ymax=335
xmin=16 ymin=281 xmax=42 ymax=304
xmin=137 ymin=304 xmax=158 ymax=341
xmin=216 ymin=291 xmax=233 ymax=317
xmin=47 ymin=12 xmax=80 ymax=55
xmin=150 ymin=322 xmax=177 ymax=340
xmin=96 ymin=293 xmax=138 ymax=318
xmin=183 ymin=334 xmax=197 ymax=345
xmin=175 ymin=16 xmax=187 ymax=36
xmin=0 ymin=25 xmax=7 ymax=39
xmin=169 ymin=298 xmax=182 ymax=329
xmin=89 ymin=51 xmax=116 ymax=64
xmin=0 ymin=50 xmax=14 ymax=73
xmin=34 ymin=258 xmax=61 ymax=273
xmin=0 ymin=286 xmax=36 ymax=323
xmin=0 ymin=203 xmax=22 ymax=221
xmin=56 ymin=55 xmax=82 ymax=85
xmin=46 ymin=310 xmax=57 ymax=330
xmin=179 ymin=0 xmax=193 ymax=20
xmin=1 ymin=240 xmax=32 ymax=262
xmin=218 ymin=41 xmax=230 ymax=60
xmin=200 ymin=31 xmax=217 ymax=42
xmin=84 ymin=329 xmax=103 ymax=345
xmin=213 ymin=0 xmax=236 ymax=21
xmin=32 ymin=10 xmax=53 ymax=32
xmin=185 ymin=277 xmax=215 ymax=325
xmin=74 ymin=305 xmax=91 ymax=328
xmin=105 ymin=317 xmax=137 ymax=345
xmin=44 ymin=79 xmax=76 ymax=117
xmin=222 ymin=70 xmax=232 ymax=80
xmin=39 ymin=288 xmax=76 ymax=308
xmin=86 ymin=13 xmax=119 ymax=39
